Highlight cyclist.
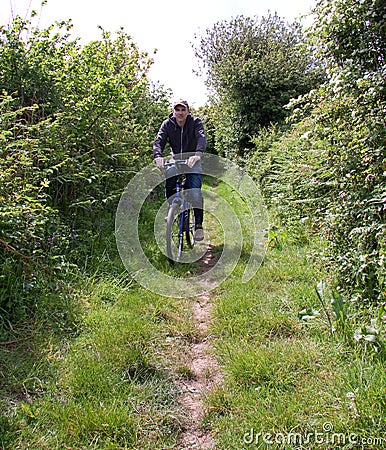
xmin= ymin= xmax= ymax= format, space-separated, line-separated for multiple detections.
xmin=153 ymin=99 xmax=207 ymax=241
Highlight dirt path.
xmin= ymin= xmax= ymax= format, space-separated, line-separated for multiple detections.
xmin=176 ymin=245 xmax=224 ymax=449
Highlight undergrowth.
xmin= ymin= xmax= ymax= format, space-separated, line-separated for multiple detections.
xmin=206 ymin=232 xmax=386 ymax=449
xmin=1 ymin=185 xmax=385 ymax=449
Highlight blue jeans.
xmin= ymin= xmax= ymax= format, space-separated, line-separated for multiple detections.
xmin=165 ymin=163 xmax=203 ymax=225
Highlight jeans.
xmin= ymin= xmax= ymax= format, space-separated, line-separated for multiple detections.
xmin=165 ymin=164 xmax=203 ymax=226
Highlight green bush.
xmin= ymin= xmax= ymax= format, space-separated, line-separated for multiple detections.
xmin=0 ymin=12 xmax=169 ymax=321
xmin=247 ymin=0 xmax=386 ymax=304
xmin=0 ymin=96 xmax=66 ymax=316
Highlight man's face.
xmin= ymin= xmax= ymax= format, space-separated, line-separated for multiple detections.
xmin=173 ymin=105 xmax=189 ymax=125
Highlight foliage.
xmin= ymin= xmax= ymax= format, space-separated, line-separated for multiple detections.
xmin=0 ymin=12 xmax=169 ymax=319
xmin=0 ymin=15 xmax=76 ymax=115
xmin=0 ymin=95 xmax=66 ymax=317
xmin=196 ymin=104 xmax=216 ymax=154
xmin=246 ymin=120 xmax=333 ymax=246
xmin=193 ymin=13 xmax=325 ymax=156
xmin=314 ymin=0 xmax=386 ymax=73
xmin=247 ymin=0 xmax=386 ymax=305
xmin=302 ymin=0 xmax=386 ymax=303
xmin=41 ymin=27 xmax=168 ymax=218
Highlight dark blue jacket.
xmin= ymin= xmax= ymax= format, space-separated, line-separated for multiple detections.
xmin=153 ymin=113 xmax=207 ymax=159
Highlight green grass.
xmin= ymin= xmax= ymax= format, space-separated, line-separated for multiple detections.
xmin=1 ymin=185 xmax=386 ymax=449
xmin=1 ymin=271 xmax=196 ymax=449
xmin=0 ymin=204 xmax=198 ymax=449
xmin=205 ymin=242 xmax=386 ymax=449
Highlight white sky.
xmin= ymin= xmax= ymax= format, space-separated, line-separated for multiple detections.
xmin=1 ymin=0 xmax=316 ymax=107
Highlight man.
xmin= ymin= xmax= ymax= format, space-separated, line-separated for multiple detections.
xmin=153 ymin=99 xmax=207 ymax=241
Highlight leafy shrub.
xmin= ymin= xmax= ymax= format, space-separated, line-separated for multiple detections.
xmin=0 ymin=12 xmax=169 ymax=320
xmin=305 ymin=0 xmax=386 ymax=303
xmin=0 ymin=96 xmax=68 ymax=316
xmin=248 ymin=0 xmax=386 ymax=304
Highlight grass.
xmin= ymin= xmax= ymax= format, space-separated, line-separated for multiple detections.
xmin=0 ymin=203 xmax=198 ymax=449
xmin=205 ymin=241 xmax=386 ymax=449
xmin=0 ymin=269 xmax=199 ymax=449
xmin=1 ymin=182 xmax=386 ymax=449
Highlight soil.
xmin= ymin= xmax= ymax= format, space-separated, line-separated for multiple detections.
xmin=176 ymin=245 xmax=224 ymax=449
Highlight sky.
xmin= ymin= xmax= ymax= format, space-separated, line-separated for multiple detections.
xmin=1 ymin=0 xmax=316 ymax=107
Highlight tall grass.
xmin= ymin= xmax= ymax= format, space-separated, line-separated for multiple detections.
xmin=0 ymin=197 xmax=197 ymax=449
xmin=206 ymin=240 xmax=386 ymax=449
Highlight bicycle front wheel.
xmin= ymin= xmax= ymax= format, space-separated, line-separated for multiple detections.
xmin=185 ymin=204 xmax=195 ymax=249
xmin=166 ymin=203 xmax=183 ymax=263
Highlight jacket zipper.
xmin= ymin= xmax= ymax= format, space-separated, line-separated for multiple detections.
xmin=180 ymin=125 xmax=184 ymax=154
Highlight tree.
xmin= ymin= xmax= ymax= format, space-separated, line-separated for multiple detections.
xmin=193 ymin=13 xmax=325 ymax=156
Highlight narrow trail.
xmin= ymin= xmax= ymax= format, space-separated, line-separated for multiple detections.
xmin=176 ymin=245 xmax=224 ymax=449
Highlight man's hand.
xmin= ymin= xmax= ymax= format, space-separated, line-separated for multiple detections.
xmin=155 ymin=157 xmax=164 ymax=169
xmin=187 ymin=154 xmax=201 ymax=168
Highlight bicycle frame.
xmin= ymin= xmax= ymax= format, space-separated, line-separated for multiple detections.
xmin=164 ymin=159 xmax=195 ymax=263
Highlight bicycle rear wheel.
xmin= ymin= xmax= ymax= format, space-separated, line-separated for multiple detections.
xmin=166 ymin=203 xmax=183 ymax=263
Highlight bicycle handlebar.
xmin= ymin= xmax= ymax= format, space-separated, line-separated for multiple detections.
xmin=164 ymin=158 xmax=188 ymax=167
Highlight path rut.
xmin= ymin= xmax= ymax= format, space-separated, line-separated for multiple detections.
xmin=176 ymin=245 xmax=223 ymax=449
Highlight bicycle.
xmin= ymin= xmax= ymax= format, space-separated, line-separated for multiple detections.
xmin=164 ymin=158 xmax=196 ymax=264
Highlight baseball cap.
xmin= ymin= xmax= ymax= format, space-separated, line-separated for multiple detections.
xmin=172 ymin=99 xmax=189 ymax=110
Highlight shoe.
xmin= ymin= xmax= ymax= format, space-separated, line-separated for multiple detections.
xmin=195 ymin=225 xmax=204 ymax=241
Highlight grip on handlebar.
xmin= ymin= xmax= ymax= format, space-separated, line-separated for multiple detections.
xmin=164 ymin=159 xmax=188 ymax=167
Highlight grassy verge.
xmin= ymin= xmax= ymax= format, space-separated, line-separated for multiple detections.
xmin=2 ymin=181 xmax=385 ymax=449
xmin=206 ymin=238 xmax=386 ymax=449
xmin=0 ymin=266 xmax=199 ymax=449
xmin=0 ymin=195 xmax=200 ymax=449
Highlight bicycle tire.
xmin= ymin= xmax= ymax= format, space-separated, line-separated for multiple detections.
xmin=166 ymin=203 xmax=183 ymax=263
xmin=185 ymin=204 xmax=195 ymax=249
